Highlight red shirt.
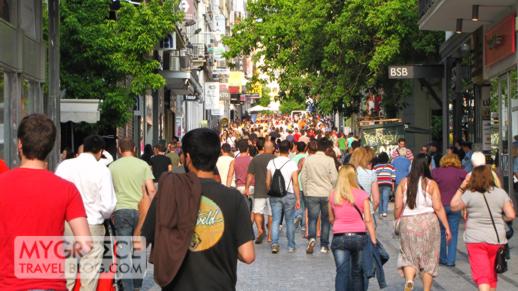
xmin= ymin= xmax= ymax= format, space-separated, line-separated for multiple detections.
xmin=234 ymin=155 xmax=253 ymax=187
xmin=293 ymin=133 xmax=301 ymax=142
xmin=0 ymin=168 xmax=86 ymax=290
xmin=0 ymin=160 xmax=8 ymax=174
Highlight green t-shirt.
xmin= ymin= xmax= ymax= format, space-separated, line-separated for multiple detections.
xmin=109 ymin=156 xmax=154 ymax=211
xmin=338 ymin=137 xmax=347 ymax=150
xmin=166 ymin=151 xmax=180 ymax=167
xmin=291 ymin=153 xmax=307 ymax=191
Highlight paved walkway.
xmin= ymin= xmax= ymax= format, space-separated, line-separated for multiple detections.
xmin=143 ymin=204 xmax=518 ymax=290
xmin=237 ymin=205 xmax=518 ymax=291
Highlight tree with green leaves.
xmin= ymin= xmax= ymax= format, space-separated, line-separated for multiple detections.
xmin=60 ymin=0 xmax=181 ymax=128
xmin=224 ymin=0 xmax=442 ymax=116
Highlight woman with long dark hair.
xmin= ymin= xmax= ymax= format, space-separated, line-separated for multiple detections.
xmin=140 ymin=144 xmax=153 ymax=165
xmin=394 ymin=154 xmax=451 ymax=291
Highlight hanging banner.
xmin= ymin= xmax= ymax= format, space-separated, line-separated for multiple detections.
xmin=205 ymin=82 xmax=220 ymax=110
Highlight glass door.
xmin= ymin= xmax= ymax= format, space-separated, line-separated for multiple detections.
xmin=510 ymin=68 xmax=518 ymax=199
xmin=498 ymin=66 xmax=518 ymax=196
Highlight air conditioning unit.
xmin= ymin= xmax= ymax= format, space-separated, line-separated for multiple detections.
xmin=169 ymin=51 xmax=180 ymax=71
xmin=180 ymin=55 xmax=191 ymax=71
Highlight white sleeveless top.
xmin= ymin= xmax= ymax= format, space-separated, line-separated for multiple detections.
xmin=216 ymin=156 xmax=236 ymax=187
xmin=402 ymin=178 xmax=434 ymax=216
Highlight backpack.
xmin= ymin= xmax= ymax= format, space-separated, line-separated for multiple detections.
xmin=268 ymin=159 xmax=292 ymax=197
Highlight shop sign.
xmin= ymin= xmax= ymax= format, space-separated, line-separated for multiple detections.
xmin=485 ymin=14 xmax=516 ymax=67
xmin=204 ymin=82 xmax=220 ymax=110
xmin=360 ymin=123 xmax=405 ymax=154
xmin=388 ymin=65 xmax=442 ymax=79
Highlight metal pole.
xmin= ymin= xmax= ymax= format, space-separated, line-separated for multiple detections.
xmin=47 ymin=0 xmax=60 ymax=170
xmin=152 ymin=90 xmax=159 ymax=145
xmin=442 ymin=60 xmax=448 ymax=154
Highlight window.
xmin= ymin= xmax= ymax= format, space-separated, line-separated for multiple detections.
xmin=0 ymin=0 xmax=15 ymax=24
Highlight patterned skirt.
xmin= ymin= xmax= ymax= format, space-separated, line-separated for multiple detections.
xmin=397 ymin=212 xmax=441 ymax=277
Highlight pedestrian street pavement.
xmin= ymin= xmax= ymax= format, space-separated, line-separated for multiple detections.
xmin=236 ymin=204 xmax=518 ymax=291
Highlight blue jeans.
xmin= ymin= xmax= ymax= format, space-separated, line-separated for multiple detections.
xmin=294 ymin=191 xmax=306 ymax=226
xmin=331 ymin=234 xmax=367 ymax=291
xmin=307 ymin=196 xmax=330 ymax=247
xmin=270 ymin=193 xmax=296 ymax=249
xmin=440 ymin=206 xmax=461 ymax=265
xmin=379 ymin=185 xmax=392 ymax=215
xmin=113 ymin=209 xmax=140 ymax=291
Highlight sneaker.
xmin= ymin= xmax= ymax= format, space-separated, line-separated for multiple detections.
xmin=382 ymin=213 xmax=387 ymax=217
xmin=404 ymin=281 xmax=414 ymax=291
xmin=306 ymin=238 xmax=316 ymax=254
xmin=288 ymin=247 xmax=296 ymax=253
xmin=320 ymin=246 xmax=329 ymax=254
xmin=271 ymin=244 xmax=280 ymax=254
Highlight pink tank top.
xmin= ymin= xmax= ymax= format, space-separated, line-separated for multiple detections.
xmin=234 ymin=155 xmax=253 ymax=187
xmin=330 ymin=188 xmax=369 ymax=233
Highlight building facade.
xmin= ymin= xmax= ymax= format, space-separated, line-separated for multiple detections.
xmin=0 ymin=0 xmax=46 ymax=167
xmin=419 ymin=0 xmax=518 ymax=193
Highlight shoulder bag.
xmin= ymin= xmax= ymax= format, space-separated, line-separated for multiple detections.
xmin=481 ymin=192 xmax=508 ymax=274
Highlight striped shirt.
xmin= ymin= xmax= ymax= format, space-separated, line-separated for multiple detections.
xmin=373 ymin=164 xmax=396 ymax=187
xmin=391 ymin=147 xmax=414 ymax=161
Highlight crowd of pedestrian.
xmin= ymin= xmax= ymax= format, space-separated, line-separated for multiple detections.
xmin=0 ymin=112 xmax=515 ymax=291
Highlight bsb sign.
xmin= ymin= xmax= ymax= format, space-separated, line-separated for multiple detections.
xmin=389 ymin=66 xmax=413 ymax=78
xmin=388 ymin=65 xmax=443 ymax=79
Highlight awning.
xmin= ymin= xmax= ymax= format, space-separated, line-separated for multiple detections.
xmin=60 ymin=99 xmax=101 ymax=123
xmin=160 ymin=70 xmax=203 ymax=96
xmin=248 ymin=105 xmax=269 ymax=113
xmin=419 ymin=0 xmax=515 ymax=32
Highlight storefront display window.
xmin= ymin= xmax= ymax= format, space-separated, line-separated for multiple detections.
xmin=510 ymin=68 xmax=518 ymax=192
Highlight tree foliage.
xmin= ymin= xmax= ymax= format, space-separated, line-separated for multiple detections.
xmin=224 ymin=0 xmax=442 ymax=115
xmin=60 ymin=0 xmax=181 ymax=128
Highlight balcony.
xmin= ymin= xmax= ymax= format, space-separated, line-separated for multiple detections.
xmin=189 ymin=43 xmax=207 ymax=68
xmin=418 ymin=0 xmax=515 ymax=33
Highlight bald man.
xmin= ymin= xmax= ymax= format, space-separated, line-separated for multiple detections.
xmin=246 ymin=137 xmax=275 ymax=243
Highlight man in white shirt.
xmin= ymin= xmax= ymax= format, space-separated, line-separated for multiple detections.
xmin=56 ymin=135 xmax=117 ymax=291
xmin=266 ymin=140 xmax=301 ymax=254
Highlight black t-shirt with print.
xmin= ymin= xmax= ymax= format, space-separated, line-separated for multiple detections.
xmin=164 ymin=178 xmax=254 ymax=291
xmin=150 ymin=155 xmax=172 ymax=182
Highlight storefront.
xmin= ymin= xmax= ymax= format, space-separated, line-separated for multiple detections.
xmin=484 ymin=13 xmax=518 ymax=194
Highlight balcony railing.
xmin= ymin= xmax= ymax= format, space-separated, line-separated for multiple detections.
xmin=190 ymin=43 xmax=207 ymax=60
xmin=419 ymin=0 xmax=437 ymax=19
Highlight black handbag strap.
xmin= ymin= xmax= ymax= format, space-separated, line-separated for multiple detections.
xmin=481 ymin=192 xmax=501 ymax=243
xmin=352 ymin=203 xmax=364 ymax=220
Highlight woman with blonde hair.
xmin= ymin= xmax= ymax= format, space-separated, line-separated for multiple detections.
xmin=350 ymin=147 xmax=380 ymax=211
xmin=432 ymin=153 xmax=467 ymax=267
xmin=329 ymin=164 xmax=377 ymax=291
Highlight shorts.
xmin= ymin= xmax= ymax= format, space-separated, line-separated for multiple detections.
xmin=466 ymin=242 xmax=503 ymax=288
xmin=253 ymin=198 xmax=272 ymax=216
xmin=236 ymin=186 xmax=254 ymax=195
